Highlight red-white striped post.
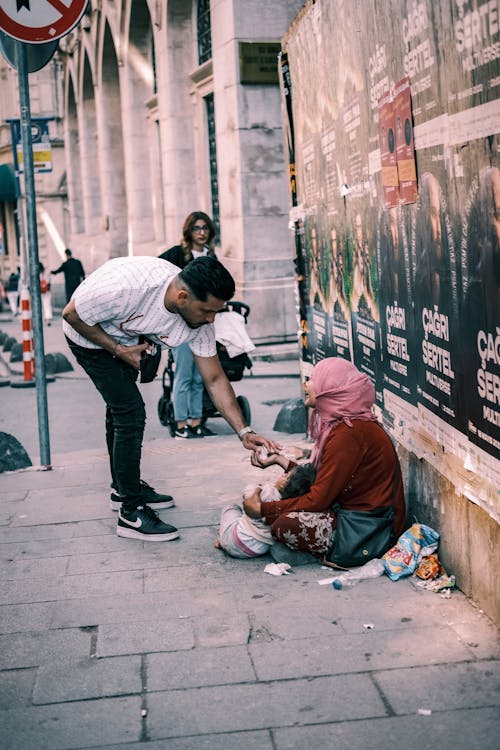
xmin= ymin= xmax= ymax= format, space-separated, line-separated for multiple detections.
xmin=19 ymin=286 xmax=34 ymax=381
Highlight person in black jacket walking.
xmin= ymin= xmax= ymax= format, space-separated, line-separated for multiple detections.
xmin=51 ymin=248 xmax=85 ymax=303
xmin=6 ymin=266 xmax=20 ymax=315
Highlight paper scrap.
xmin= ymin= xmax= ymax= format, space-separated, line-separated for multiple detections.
xmin=264 ymin=562 xmax=292 ymax=576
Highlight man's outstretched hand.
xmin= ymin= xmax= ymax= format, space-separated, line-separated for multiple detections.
xmin=241 ymin=432 xmax=281 ymax=454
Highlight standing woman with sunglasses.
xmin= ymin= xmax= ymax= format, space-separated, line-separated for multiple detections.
xmin=159 ymin=211 xmax=218 ymax=438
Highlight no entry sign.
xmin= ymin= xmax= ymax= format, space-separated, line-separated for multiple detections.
xmin=0 ymin=0 xmax=88 ymax=44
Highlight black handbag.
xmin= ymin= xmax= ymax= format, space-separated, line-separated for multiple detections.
xmin=323 ymin=504 xmax=395 ymax=569
xmin=139 ymin=336 xmax=162 ymax=383
xmin=324 ymin=434 xmax=401 ymax=569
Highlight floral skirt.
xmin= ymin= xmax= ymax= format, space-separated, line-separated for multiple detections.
xmin=270 ymin=511 xmax=336 ymax=556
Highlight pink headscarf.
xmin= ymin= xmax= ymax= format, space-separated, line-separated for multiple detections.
xmin=309 ymin=357 xmax=378 ymax=467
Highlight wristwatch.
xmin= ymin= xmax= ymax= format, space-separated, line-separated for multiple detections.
xmin=238 ymin=426 xmax=255 ymax=440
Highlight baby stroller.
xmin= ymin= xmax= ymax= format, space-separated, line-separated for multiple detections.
xmin=157 ymin=300 xmax=253 ymax=436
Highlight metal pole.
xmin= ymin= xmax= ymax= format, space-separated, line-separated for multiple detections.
xmin=16 ymin=41 xmax=51 ymax=469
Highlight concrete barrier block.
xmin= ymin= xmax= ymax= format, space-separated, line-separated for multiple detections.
xmin=273 ymin=397 xmax=307 ymax=433
xmin=2 ymin=336 xmax=16 ymax=352
xmin=0 ymin=431 xmax=32 ymax=472
xmin=54 ymin=352 xmax=73 ymax=373
xmin=10 ymin=342 xmax=23 ymax=362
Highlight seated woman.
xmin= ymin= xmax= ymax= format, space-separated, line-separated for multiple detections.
xmin=243 ymin=357 xmax=406 ymax=561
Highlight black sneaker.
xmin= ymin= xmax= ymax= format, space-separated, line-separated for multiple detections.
xmin=174 ymin=426 xmax=191 ymax=439
xmin=110 ymin=480 xmax=175 ymax=511
xmin=189 ymin=424 xmax=216 ymax=438
xmin=187 ymin=425 xmax=204 ymax=438
xmin=117 ymin=505 xmax=180 ymax=541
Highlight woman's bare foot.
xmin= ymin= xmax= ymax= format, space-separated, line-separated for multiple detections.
xmin=214 ymin=538 xmax=222 ymax=549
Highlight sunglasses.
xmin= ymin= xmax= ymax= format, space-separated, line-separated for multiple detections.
xmin=192 ymin=225 xmax=210 ymax=233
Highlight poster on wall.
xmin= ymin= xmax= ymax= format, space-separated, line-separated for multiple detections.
xmin=460 ymin=166 xmax=500 ymax=477
xmin=325 ymin=223 xmax=353 ymax=361
xmin=378 ymin=90 xmax=399 ymax=209
xmin=411 ymin=167 xmax=463 ymax=447
xmin=346 ymin=209 xmax=383 ymax=407
xmin=393 ymin=77 xmax=418 ymax=205
xmin=401 ymin=0 xmax=443 ymax=128
xmin=376 ymin=202 xmax=418 ymax=442
xmin=304 ymin=217 xmax=337 ymax=363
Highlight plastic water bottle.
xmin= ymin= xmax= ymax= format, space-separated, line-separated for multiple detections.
xmin=332 ymin=558 xmax=385 ymax=589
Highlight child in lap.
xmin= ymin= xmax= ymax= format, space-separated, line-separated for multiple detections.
xmin=216 ymin=463 xmax=316 ymax=559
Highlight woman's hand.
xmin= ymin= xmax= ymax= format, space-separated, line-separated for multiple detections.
xmin=243 ymin=487 xmax=263 ymax=519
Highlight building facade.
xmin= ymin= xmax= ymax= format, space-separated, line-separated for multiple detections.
xmin=55 ymin=0 xmax=304 ymax=343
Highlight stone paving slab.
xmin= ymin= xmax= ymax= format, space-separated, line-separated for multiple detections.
xmin=10 ymin=489 xmax=110 ymax=526
xmin=0 ymin=570 xmax=144 ymax=605
xmin=193 ymin=610 xmax=252 ymax=647
xmin=143 ymin=561 xmax=237 ymax=592
xmin=272 ymin=707 xmax=499 ymax=750
xmin=147 ymin=644 xmax=256 ymax=691
xmin=0 ymin=668 xmax=36 ymax=709
xmin=0 ymin=521 xmax=79 ymax=543
xmin=1 ymin=555 xmax=69 ymax=580
xmin=373 ymin=661 xmax=500 ymax=712
xmin=0 ymin=532 xmax=125 ymax=560
xmin=0 ymin=628 xmax=92 ymax=670
xmin=0 ymin=696 xmax=142 ymax=750
xmin=50 ymin=587 xmax=240 ymax=629
xmin=96 ymin=618 xmax=195 ymax=657
xmin=146 ymin=674 xmax=387 ymax=738
xmin=449 ymin=619 xmax=500 ymax=659
xmin=66 ymin=547 xmax=178 ymax=576
xmin=33 ymin=654 xmax=142 ymax=704
xmin=1 ymin=464 xmax=109 ymax=492
xmin=0 ymin=601 xmax=55 ymax=634
xmin=0 ymin=501 xmax=27 ymax=526
xmin=249 ymin=625 xmax=477 ymax=680
xmin=0 ymin=489 xmax=29 ymax=503
xmin=82 ymin=730 xmax=274 ymax=750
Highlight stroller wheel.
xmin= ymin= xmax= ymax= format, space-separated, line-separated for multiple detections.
xmin=237 ymin=395 xmax=251 ymax=426
xmin=157 ymin=395 xmax=169 ymax=426
xmin=158 ymin=396 xmax=176 ymax=436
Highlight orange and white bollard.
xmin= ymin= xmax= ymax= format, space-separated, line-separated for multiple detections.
xmin=20 ymin=286 xmax=35 ymax=381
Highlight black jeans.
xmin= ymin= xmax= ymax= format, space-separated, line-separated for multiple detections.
xmin=66 ymin=338 xmax=145 ymax=512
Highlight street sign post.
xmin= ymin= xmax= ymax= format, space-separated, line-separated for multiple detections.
xmin=0 ymin=1 xmax=89 ymax=468
xmin=0 ymin=0 xmax=88 ymax=44
xmin=12 ymin=42 xmax=52 ymax=467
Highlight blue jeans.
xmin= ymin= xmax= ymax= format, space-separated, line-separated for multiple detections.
xmin=172 ymin=342 xmax=204 ymax=422
xmin=66 ymin=338 xmax=145 ymax=512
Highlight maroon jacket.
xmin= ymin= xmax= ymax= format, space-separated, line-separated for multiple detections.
xmin=262 ymin=420 xmax=406 ymax=537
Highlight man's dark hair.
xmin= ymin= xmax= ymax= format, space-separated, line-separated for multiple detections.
xmin=179 ymin=255 xmax=235 ymax=302
xmin=65 ymin=248 xmax=72 ymax=257
xmin=280 ymin=463 xmax=317 ymax=499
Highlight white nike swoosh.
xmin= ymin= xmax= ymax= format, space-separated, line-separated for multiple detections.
xmin=121 ymin=515 xmax=142 ymax=528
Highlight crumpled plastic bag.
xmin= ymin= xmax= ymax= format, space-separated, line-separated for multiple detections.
xmin=382 ymin=523 xmax=439 ymax=581
xmin=414 ymin=573 xmax=456 ymax=593
xmin=415 ymin=553 xmax=444 ymax=580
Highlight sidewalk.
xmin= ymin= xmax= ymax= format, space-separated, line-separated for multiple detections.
xmin=0 ymin=314 xmax=498 ymax=749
